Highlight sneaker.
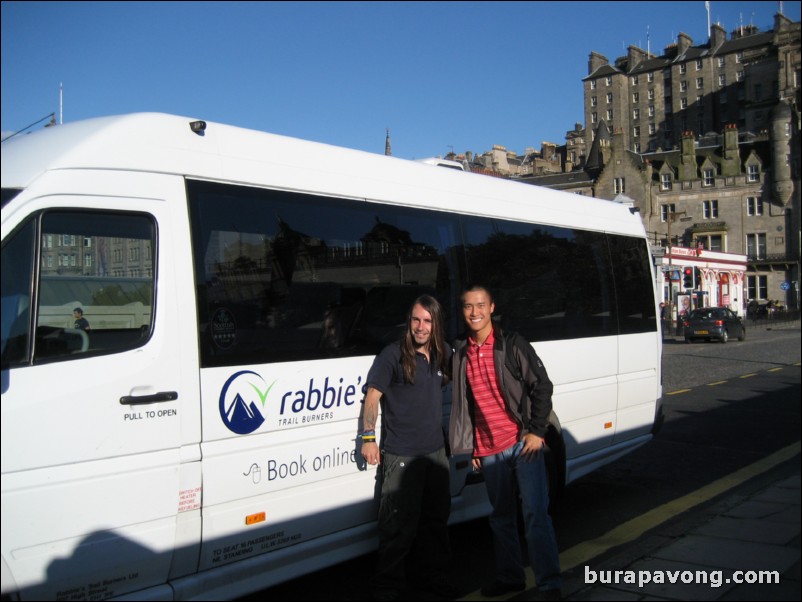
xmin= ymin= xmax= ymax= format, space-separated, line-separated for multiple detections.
xmin=480 ymin=579 xmax=526 ymax=597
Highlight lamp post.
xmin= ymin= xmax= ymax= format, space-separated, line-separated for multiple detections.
xmin=666 ymin=210 xmax=691 ymax=334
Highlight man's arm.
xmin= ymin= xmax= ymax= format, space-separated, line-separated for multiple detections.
xmin=361 ymin=386 xmax=382 ymax=465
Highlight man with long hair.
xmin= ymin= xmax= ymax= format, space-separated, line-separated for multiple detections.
xmin=361 ymin=294 xmax=454 ymax=601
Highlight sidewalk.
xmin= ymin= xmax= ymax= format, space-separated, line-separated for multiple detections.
xmin=559 ymin=468 xmax=801 ymax=601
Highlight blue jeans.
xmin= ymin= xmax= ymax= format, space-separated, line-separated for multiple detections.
xmin=482 ymin=440 xmax=562 ymax=591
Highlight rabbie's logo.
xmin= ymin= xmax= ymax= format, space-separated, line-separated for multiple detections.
xmin=219 ymin=370 xmax=363 ymax=435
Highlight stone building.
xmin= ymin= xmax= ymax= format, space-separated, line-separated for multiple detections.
xmin=582 ymin=13 xmax=800 ymax=156
xmin=530 ymin=12 xmax=800 ymax=311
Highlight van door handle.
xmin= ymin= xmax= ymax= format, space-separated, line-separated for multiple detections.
xmin=120 ymin=391 xmax=178 ymax=405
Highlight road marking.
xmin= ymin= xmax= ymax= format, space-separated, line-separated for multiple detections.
xmin=707 ymin=381 xmax=728 ymax=386
xmin=740 ymin=373 xmax=758 ymax=379
xmin=461 ymin=363 xmax=801 ymax=600
xmin=558 ymin=441 xmax=800 ymax=573
xmin=459 ymin=441 xmax=801 ymax=600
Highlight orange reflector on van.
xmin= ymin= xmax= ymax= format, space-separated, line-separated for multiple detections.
xmin=604 ymin=422 xmax=613 ymax=429
xmin=245 ymin=512 xmax=266 ymax=525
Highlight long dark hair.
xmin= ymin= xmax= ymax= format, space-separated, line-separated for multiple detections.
xmin=400 ymin=294 xmax=450 ymax=386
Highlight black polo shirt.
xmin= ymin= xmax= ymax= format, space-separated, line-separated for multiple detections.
xmin=365 ymin=342 xmax=449 ymax=456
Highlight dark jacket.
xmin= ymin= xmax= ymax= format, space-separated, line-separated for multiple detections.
xmin=449 ymin=326 xmax=553 ymax=456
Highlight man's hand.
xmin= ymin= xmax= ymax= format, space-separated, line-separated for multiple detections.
xmin=362 ymin=440 xmax=381 ymax=465
xmin=521 ymin=432 xmax=545 ymax=461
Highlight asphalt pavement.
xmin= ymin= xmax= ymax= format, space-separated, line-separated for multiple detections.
xmin=511 ymin=321 xmax=802 ymax=602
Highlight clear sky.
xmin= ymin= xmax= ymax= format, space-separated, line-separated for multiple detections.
xmin=2 ymin=1 xmax=800 ymax=159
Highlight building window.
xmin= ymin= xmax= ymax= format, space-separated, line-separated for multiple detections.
xmin=648 ymin=88 xmax=655 ymax=100
xmin=632 ymin=75 xmax=639 ymax=85
xmin=648 ymin=72 xmax=654 ymax=83
xmin=719 ymin=74 xmax=726 ymax=87
xmin=614 ymin=178 xmax=626 ymax=194
xmin=591 ymin=112 xmax=598 ymax=124
xmin=648 ymin=105 xmax=655 ymax=117
xmin=747 ymin=197 xmax=763 ymax=216
xmin=606 ymin=109 xmax=613 ymax=121
xmin=606 ymin=76 xmax=612 ymax=86
xmin=703 ymin=199 xmax=718 ymax=218
xmin=681 ymin=80 xmax=688 ymax=92
xmin=696 ymin=77 xmax=704 ymax=90
xmin=634 ymin=142 xmax=641 ymax=153
xmin=681 ymin=98 xmax=688 ymax=109
xmin=746 ymin=275 xmax=768 ymax=301
xmin=591 ymin=80 xmax=597 ymax=90
xmin=718 ymin=56 xmax=725 ymax=68
xmin=661 ymin=173 xmax=672 ymax=190
xmin=649 ymin=123 xmax=656 ymax=135
xmin=633 ymin=92 xmax=639 ymax=103
xmin=633 ymin=108 xmax=640 ymax=119
xmin=737 ymin=70 xmax=744 ymax=82
xmin=735 ymin=52 xmax=743 ymax=64
xmin=591 ymin=96 xmax=597 ymax=107
xmin=679 ymin=64 xmax=687 ymax=75
xmin=696 ymin=59 xmax=703 ymax=70
xmin=746 ymin=233 xmax=766 ymax=259
xmin=607 ymin=92 xmax=613 ymax=103
xmin=703 ymin=169 xmax=714 ymax=186
xmin=754 ymin=83 xmax=762 ymax=100
xmin=633 ymin=126 xmax=641 ymax=138
xmin=697 ymin=234 xmax=723 ymax=252
xmin=661 ymin=204 xmax=676 ymax=222
xmin=747 ymin=164 xmax=759 ymax=182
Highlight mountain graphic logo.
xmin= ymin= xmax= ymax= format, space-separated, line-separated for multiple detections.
xmin=219 ymin=370 xmax=273 ymax=434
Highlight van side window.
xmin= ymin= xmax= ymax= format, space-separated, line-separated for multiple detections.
xmin=187 ymin=180 xmax=460 ymax=367
xmin=2 ymin=211 xmax=156 ymax=365
xmin=1 ymin=219 xmax=36 ymax=366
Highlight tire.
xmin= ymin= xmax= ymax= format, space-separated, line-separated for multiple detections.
xmin=738 ymin=328 xmax=746 ymax=341
xmin=720 ymin=329 xmax=729 ymax=343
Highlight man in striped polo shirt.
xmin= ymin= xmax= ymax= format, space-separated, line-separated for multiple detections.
xmin=449 ymin=285 xmax=562 ymax=600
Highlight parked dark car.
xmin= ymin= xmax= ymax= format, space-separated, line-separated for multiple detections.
xmin=683 ymin=307 xmax=746 ymax=343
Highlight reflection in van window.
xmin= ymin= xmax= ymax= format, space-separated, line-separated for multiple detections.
xmin=187 ymin=180 xmax=458 ymax=367
xmin=1 ymin=211 xmax=157 ymax=365
xmin=187 ymin=179 xmax=657 ymax=369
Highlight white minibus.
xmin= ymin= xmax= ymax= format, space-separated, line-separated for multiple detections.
xmin=1 ymin=113 xmax=663 ymax=600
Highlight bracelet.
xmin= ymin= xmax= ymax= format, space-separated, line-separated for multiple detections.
xmin=361 ymin=430 xmax=376 ymax=443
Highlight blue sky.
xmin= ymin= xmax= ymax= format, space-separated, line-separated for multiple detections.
xmin=2 ymin=1 xmax=800 ymax=159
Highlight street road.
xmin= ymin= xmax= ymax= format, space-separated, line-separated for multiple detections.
xmin=244 ymin=324 xmax=801 ymax=601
